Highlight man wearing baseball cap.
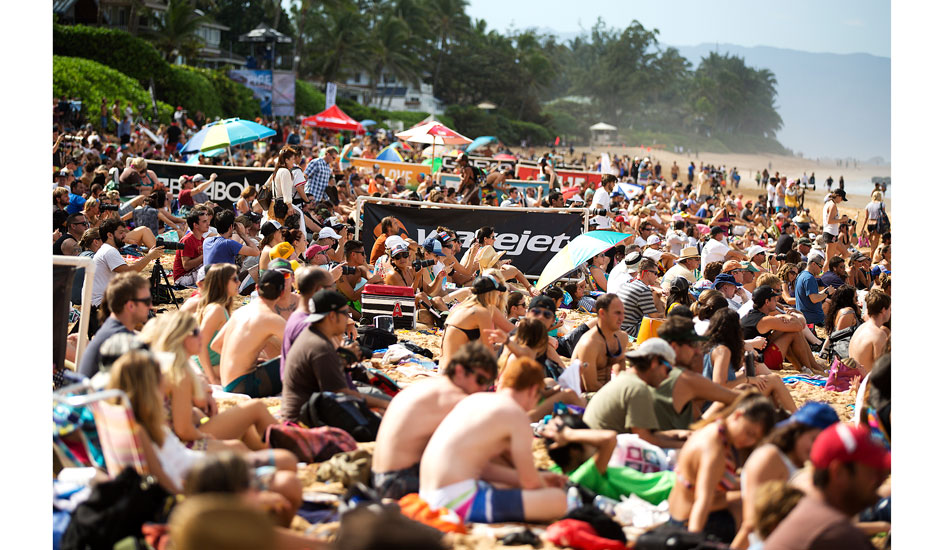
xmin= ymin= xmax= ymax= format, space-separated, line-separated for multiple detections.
xmin=795 ymin=249 xmax=831 ymax=326
xmin=213 ymin=269 xmax=290 ymax=398
xmin=582 ymin=338 xmax=689 ymax=449
xmin=282 ymin=289 xmax=390 ymax=422
xmin=764 ymin=423 xmax=888 ymax=549
xmin=742 ymin=285 xmax=826 ymax=373
xmin=316 ymin=225 xmax=346 ymax=263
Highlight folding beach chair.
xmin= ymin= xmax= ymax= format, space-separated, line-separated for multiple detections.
xmin=53 ymin=382 xmax=148 ymax=478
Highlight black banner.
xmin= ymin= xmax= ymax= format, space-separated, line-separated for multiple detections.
xmin=361 ymin=202 xmax=585 ymax=276
xmin=145 ymin=160 xmax=274 ymax=209
xmin=440 ymin=155 xmax=516 ymax=174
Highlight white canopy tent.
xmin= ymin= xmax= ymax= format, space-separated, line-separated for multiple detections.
xmin=589 ymin=122 xmax=618 ymax=145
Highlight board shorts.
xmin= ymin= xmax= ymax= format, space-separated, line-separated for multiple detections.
xmin=822 ymin=232 xmax=838 ymax=244
xmin=223 ymin=357 xmax=282 ymax=397
xmin=372 ymin=462 xmax=420 ymax=500
xmin=420 ymin=479 xmax=525 ymax=524
xmin=763 ymin=342 xmax=784 ymax=370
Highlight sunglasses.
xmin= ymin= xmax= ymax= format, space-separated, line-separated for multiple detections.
xmin=392 ymin=252 xmax=409 ymax=260
xmin=642 ymin=270 xmax=658 ymax=275
xmin=131 ymin=296 xmax=152 ymax=306
xmin=71 ymin=220 xmax=90 ymax=226
xmin=464 ymin=367 xmax=493 ymax=387
xmin=513 ymin=301 xmax=526 ymax=308
xmin=232 ymin=275 xmax=241 ymax=282
xmin=529 ymin=307 xmax=554 ymax=320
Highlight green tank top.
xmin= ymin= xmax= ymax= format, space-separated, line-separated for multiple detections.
xmin=651 ymin=367 xmax=692 ymax=430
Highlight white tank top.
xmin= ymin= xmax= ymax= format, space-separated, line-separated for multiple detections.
xmin=823 ymin=201 xmax=840 ymax=236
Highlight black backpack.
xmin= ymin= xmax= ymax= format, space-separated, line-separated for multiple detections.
xmin=61 ymin=467 xmax=172 ymax=550
xmin=357 ymin=325 xmax=397 ymax=350
xmin=299 ymin=392 xmax=382 ymax=442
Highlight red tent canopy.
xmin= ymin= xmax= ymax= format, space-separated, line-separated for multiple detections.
xmin=301 ymin=105 xmax=365 ymax=133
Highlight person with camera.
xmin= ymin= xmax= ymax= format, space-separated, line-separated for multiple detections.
xmin=384 ymin=242 xmax=434 ymax=311
xmin=203 ymin=210 xmax=260 ymax=270
xmin=133 ymin=190 xmax=186 ymax=237
xmin=83 ymin=218 xmax=164 ymax=336
xmin=590 ymin=174 xmax=617 ymax=229
xmin=315 ymin=225 xmax=347 ymax=263
xmin=336 ymin=239 xmax=384 ymax=315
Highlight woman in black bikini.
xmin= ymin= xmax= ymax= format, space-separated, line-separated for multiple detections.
xmin=438 ymin=276 xmax=505 ymax=371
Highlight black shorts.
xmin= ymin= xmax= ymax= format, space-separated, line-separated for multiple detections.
xmin=822 ymin=232 xmax=838 ymax=244
xmin=867 ymin=222 xmax=879 ymax=234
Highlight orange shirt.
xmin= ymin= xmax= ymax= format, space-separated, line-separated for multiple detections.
xmin=370 ymin=233 xmax=388 ymax=263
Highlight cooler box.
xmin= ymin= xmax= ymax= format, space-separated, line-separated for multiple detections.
xmin=360 ymin=284 xmax=416 ymax=329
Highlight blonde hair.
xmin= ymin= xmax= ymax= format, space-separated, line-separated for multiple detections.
xmin=753 ymin=481 xmax=804 ymax=539
xmin=131 ymin=157 xmax=147 ymax=171
xmin=169 ymin=495 xmax=275 ymax=550
xmin=140 ymin=311 xmax=203 ymax=401
xmin=871 ymin=190 xmax=884 ymax=202
xmin=756 ymin=273 xmax=782 ymax=289
xmin=107 ymin=350 xmax=166 ymax=446
xmin=482 ymin=268 xmax=508 ymax=308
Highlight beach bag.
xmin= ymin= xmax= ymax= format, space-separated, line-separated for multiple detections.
xmin=824 ymin=357 xmax=864 ymax=392
xmin=349 ymin=365 xmax=401 ymax=398
xmin=823 ymin=324 xmax=857 ymax=361
xmin=878 ymin=203 xmax=890 ymax=234
xmin=265 ymin=421 xmax=357 ymax=463
xmin=60 ymin=467 xmax=172 ymax=550
xmin=634 ymin=523 xmax=729 ymax=550
xmin=298 ymin=392 xmax=381 ymax=442
xmin=357 ymin=325 xmax=397 ymax=350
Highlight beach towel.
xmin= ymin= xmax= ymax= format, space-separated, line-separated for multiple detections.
xmin=782 ymin=374 xmax=828 ymax=388
xmin=265 ymin=422 xmax=357 ymax=463
xmin=398 ymin=493 xmax=467 ymax=534
xmin=545 ymin=519 xmax=625 ymax=550
xmin=557 ymin=359 xmax=584 ymax=396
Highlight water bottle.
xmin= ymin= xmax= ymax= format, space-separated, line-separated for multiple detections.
xmin=567 ymin=486 xmax=583 ymax=512
xmin=593 ymin=495 xmax=620 ymax=516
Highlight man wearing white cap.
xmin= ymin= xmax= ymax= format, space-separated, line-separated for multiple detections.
xmin=582 ymin=338 xmax=689 ymax=449
xmin=746 ymin=245 xmax=768 ymax=271
xmin=316 ymin=225 xmax=345 ymax=263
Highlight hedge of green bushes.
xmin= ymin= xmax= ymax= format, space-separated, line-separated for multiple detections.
xmin=53 ymin=23 xmax=168 ymax=85
xmin=53 ymin=55 xmax=173 ymax=122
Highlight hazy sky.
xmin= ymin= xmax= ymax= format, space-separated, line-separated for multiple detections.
xmin=466 ymin=0 xmax=891 ymax=57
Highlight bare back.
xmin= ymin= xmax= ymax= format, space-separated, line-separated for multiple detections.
xmin=849 ymin=322 xmax=888 ymax=373
xmin=372 ymin=377 xmax=467 ymax=473
xmin=419 ymin=392 xmax=532 ymax=490
xmin=217 ymin=299 xmax=285 ymax=385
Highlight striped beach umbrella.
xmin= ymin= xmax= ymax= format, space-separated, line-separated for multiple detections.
xmin=534 ymin=230 xmax=631 ymax=290
xmin=181 ymin=118 xmax=276 ymax=153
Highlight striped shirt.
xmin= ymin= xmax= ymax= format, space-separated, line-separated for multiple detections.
xmin=617 ymin=279 xmax=658 ymax=336
xmin=304 ymin=157 xmax=332 ymax=202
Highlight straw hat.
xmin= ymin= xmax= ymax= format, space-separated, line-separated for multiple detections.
xmin=477 ymin=246 xmax=506 ymax=270
xmin=677 ymin=246 xmax=700 ymax=261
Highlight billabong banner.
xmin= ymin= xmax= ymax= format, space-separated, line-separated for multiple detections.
xmin=515 ymin=164 xmax=603 ymax=187
xmin=360 ymin=201 xmax=585 ymax=276
xmin=441 ymin=155 xmax=516 ymax=174
xmin=146 ymin=160 xmax=273 ymax=209
xmin=349 ymin=157 xmax=430 ymax=183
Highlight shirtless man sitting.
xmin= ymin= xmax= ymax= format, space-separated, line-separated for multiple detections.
xmin=572 ymin=294 xmax=628 ymax=396
xmin=419 ymin=357 xmax=568 ymax=524
xmin=267 ymin=258 xmax=299 ymax=320
xmin=212 ymin=269 xmax=287 ymax=397
xmin=372 ymin=342 xmax=498 ymax=500
xmin=848 ymin=289 xmax=890 ymax=376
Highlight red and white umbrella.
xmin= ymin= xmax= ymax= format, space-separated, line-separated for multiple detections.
xmin=396 ymin=121 xmax=472 ymax=146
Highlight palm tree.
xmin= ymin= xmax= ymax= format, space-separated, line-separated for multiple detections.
xmin=143 ymin=0 xmax=211 ymax=63
xmin=367 ymin=14 xmax=423 ymax=108
xmin=300 ymin=3 xmax=372 ymax=85
xmin=426 ymin=0 xmax=470 ymax=92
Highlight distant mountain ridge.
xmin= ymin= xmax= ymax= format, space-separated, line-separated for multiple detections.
xmin=663 ymin=43 xmax=890 ymax=162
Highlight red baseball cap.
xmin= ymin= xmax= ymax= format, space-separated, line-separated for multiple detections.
xmin=810 ymin=423 xmax=890 ymax=471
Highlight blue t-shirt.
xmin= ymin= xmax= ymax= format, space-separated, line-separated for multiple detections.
xmin=795 ymin=271 xmax=825 ymax=325
xmin=66 ymin=193 xmax=87 ymax=215
xmin=202 ymin=235 xmax=244 ymax=267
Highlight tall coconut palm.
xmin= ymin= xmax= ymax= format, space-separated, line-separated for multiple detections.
xmin=143 ymin=0 xmax=211 ymax=63
xmin=426 ymin=0 xmax=470 ymax=92
xmin=368 ymin=16 xmax=423 ymax=108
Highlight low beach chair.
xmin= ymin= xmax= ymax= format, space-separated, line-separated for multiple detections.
xmin=54 ymin=382 xmax=148 ymax=478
